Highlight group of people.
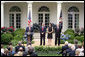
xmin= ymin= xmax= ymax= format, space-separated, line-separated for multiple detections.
xmin=62 ymin=40 xmax=84 ymax=56
xmin=40 ymin=22 xmax=62 ymax=46
xmin=25 ymin=20 xmax=63 ymax=46
xmin=1 ymin=40 xmax=84 ymax=56
xmin=1 ymin=42 xmax=37 ymax=56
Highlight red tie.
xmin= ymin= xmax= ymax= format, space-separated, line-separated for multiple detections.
xmin=42 ymin=27 xmax=43 ymax=31
xmin=29 ymin=27 xmax=31 ymax=31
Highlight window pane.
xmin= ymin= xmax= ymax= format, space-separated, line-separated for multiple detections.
xmin=68 ymin=14 xmax=73 ymax=28
xmin=75 ymin=14 xmax=79 ymax=28
xmin=45 ymin=14 xmax=49 ymax=27
xmin=16 ymin=14 xmax=21 ymax=28
xmin=9 ymin=14 xmax=14 ymax=27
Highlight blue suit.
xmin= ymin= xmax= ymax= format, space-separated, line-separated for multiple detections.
xmin=26 ymin=27 xmax=34 ymax=35
xmin=40 ymin=26 xmax=46 ymax=45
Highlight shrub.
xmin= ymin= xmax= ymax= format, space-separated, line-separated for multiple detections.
xmin=74 ymin=33 xmax=80 ymax=37
xmin=35 ymin=46 xmax=62 ymax=52
xmin=60 ymin=40 xmax=65 ymax=44
xmin=14 ymin=34 xmax=23 ymax=41
xmin=67 ymin=40 xmax=74 ymax=44
xmin=13 ymin=28 xmax=25 ymax=36
xmin=11 ymin=40 xmax=18 ymax=46
xmin=75 ymin=36 xmax=84 ymax=42
xmin=1 ymin=33 xmax=13 ymax=44
xmin=64 ymin=29 xmax=74 ymax=34
xmin=64 ymin=29 xmax=75 ymax=40
xmin=34 ymin=46 xmax=62 ymax=56
xmin=23 ymin=40 xmax=35 ymax=44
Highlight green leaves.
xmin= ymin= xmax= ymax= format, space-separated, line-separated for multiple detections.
xmin=35 ymin=46 xmax=62 ymax=52
xmin=1 ymin=33 xmax=13 ymax=44
xmin=34 ymin=46 xmax=62 ymax=56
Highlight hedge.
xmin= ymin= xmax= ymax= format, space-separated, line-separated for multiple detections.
xmin=13 ymin=28 xmax=25 ymax=36
xmin=34 ymin=46 xmax=62 ymax=56
xmin=11 ymin=40 xmax=19 ymax=46
xmin=75 ymin=36 xmax=84 ymax=42
xmin=14 ymin=34 xmax=23 ymax=41
xmin=64 ymin=29 xmax=74 ymax=34
xmin=1 ymin=33 xmax=13 ymax=44
xmin=60 ymin=40 xmax=65 ymax=44
xmin=35 ymin=46 xmax=62 ymax=52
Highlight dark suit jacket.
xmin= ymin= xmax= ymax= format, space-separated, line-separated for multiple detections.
xmin=26 ymin=27 xmax=34 ymax=35
xmin=40 ymin=26 xmax=46 ymax=36
xmin=62 ymin=45 xmax=69 ymax=51
xmin=59 ymin=21 xmax=63 ymax=30
xmin=69 ymin=50 xmax=75 ymax=56
xmin=55 ymin=26 xmax=61 ymax=37
xmin=66 ymin=48 xmax=72 ymax=53
xmin=30 ymin=52 xmax=38 ymax=56
xmin=55 ymin=22 xmax=63 ymax=37
xmin=15 ymin=46 xmax=25 ymax=53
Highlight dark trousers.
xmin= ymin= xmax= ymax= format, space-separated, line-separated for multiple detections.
xmin=30 ymin=35 xmax=33 ymax=42
xmin=40 ymin=34 xmax=45 ymax=45
xmin=27 ymin=35 xmax=33 ymax=45
xmin=55 ymin=33 xmax=60 ymax=46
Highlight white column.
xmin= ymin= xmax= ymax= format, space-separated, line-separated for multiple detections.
xmin=1 ymin=2 xmax=5 ymax=27
xmin=27 ymin=1 xmax=33 ymax=25
xmin=57 ymin=1 xmax=62 ymax=24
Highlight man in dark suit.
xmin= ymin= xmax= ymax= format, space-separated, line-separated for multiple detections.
xmin=26 ymin=24 xmax=34 ymax=45
xmin=55 ymin=19 xmax=63 ymax=46
xmin=40 ymin=23 xmax=46 ymax=46
xmin=69 ymin=49 xmax=75 ymax=56
xmin=62 ymin=41 xmax=69 ymax=56
xmin=15 ymin=41 xmax=25 ymax=53
xmin=59 ymin=19 xmax=63 ymax=33
xmin=66 ymin=43 xmax=72 ymax=56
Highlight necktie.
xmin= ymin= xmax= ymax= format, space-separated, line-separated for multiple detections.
xmin=42 ymin=27 xmax=43 ymax=31
xmin=57 ymin=27 xmax=59 ymax=32
xmin=29 ymin=27 xmax=31 ymax=31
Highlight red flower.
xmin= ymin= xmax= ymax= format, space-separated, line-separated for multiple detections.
xmin=7 ymin=27 xmax=10 ymax=30
xmin=1 ymin=27 xmax=5 ymax=29
xmin=10 ymin=26 xmax=13 ymax=28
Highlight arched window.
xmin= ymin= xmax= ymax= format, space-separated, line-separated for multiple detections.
xmin=38 ymin=6 xmax=50 ymax=27
xmin=68 ymin=6 xmax=79 ymax=12
xmin=68 ymin=6 xmax=79 ymax=29
xmin=9 ymin=6 xmax=21 ymax=12
xmin=38 ymin=6 xmax=50 ymax=12
xmin=9 ymin=6 xmax=21 ymax=29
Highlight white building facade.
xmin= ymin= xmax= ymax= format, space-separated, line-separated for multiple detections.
xmin=1 ymin=1 xmax=84 ymax=32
